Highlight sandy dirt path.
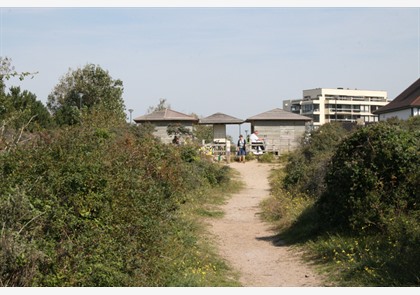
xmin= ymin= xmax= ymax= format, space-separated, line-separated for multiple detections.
xmin=207 ymin=160 xmax=325 ymax=287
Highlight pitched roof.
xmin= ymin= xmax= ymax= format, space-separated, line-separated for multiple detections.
xmin=374 ymin=78 xmax=420 ymax=114
xmin=246 ymin=108 xmax=312 ymax=122
xmin=133 ymin=108 xmax=198 ymax=123
xmin=199 ymin=112 xmax=244 ymax=124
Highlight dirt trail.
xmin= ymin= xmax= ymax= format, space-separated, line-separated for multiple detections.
xmin=207 ymin=160 xmax=325 ymax=287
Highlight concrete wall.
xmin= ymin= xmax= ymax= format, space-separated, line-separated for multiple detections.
xmin=378 ymin=109 xmax=414 ymax=121
xmin=213 ymin=124 xmax=227 ymax=142
xmin=252 ymin=121 xmax=307 ymax=154
xmin=151 ymin=122 xmax=194 ymax=144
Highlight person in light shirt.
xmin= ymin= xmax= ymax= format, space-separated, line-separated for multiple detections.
xmin=250 ymin=130 xmax=265 ymax=154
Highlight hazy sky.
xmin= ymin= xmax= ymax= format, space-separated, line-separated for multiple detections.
xmin=1 ymin=2 xmax=419 ymax=137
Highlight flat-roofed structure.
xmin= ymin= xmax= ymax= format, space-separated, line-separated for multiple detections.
xmin=283 ymin=87 xmax=389 ymax=128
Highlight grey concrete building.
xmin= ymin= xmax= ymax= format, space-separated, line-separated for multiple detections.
xmin=245 ymin=108 xmax=312 ymax=155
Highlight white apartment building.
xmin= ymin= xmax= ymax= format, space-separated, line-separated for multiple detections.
xmin=283 ymin=87 xmax=389 ymax=128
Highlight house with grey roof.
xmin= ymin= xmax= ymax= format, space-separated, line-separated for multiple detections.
xmin=199 ymin=112 xmax=244 ymax=143
xmin=373 ymin=78 xmax=420 ymax=121
xmin=245 ymin=108 xmax=312 ymax=154
xmin=198 ymin=112 xmax=244 ymax=162
xmin=133 ymin=108 xmax=199 ymax=144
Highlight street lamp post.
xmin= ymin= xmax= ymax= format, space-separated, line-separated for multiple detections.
xmin=128 ymin=109 xmax=134 ymax=124
xmin=78 ymin=93 xmax=84 ymax=109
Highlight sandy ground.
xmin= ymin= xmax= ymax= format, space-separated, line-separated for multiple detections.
xmin=206 ymin=160 xmax=326 ymax=287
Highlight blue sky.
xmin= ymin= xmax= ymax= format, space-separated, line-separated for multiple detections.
xmin=1 ymin=4 xmax=419 ymax=137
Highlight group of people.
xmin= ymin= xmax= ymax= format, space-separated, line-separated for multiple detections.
xmin=236 ymin=130 xmax=265 ymax=163
xmin=175 ymin=131 xmax=264 ymax=163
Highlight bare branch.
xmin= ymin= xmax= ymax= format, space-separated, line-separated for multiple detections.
xmin=14 ymin=114 xmax=37 ymax=146
xmin=17 ymin=211 xmax=46 ymax=235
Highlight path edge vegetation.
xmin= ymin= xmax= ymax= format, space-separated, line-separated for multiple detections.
xmin=1 ymin=58 xmax=242 ymax=286
xmin=0 ymin=118 xmax=245 ymax=286
xmin=260 ymin=118 xmax=420 ymax=287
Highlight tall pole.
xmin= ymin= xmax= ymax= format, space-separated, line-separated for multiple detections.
xmin=78 ymin=93 xmax=83 ymax=109
xmin=128 ymin=109 xmax=134 ymax=124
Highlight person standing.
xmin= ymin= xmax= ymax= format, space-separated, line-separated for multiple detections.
xmin=172 ymin=135 xmax=180 ymax=145
xmin=237 ymin=134 xmax=247 ymax=163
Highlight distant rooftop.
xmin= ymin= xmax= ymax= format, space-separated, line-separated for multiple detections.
xmin=133 ymin=108 xmax=198 ymax=123
xmin=199 ymin=112 xmax=244 ymax=124
xmin=374 ymin=78 xmax=420 ymax=114
xmin=246 ymin=108 xmax=312 ymax=122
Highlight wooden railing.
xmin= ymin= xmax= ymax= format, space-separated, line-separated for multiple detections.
xmin=249 ymin=142 xmax=266 ymax=155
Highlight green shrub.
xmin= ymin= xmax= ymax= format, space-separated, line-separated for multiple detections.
xmin=283 ymin=122 xmax=355 ymax=199
xmin=265 ymin=119 xmax=420 ymax=286
xmin=0 ymin=122 xmax=233 ymax=286
xmin=316 ymin=122 xmax=419 ymax=233
xmin=245 ymin=152 xmax=255 ymax=161
xmin=258 ymin=152 xmax=275 ymax=163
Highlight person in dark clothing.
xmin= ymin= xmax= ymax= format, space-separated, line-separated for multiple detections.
xmin=172 ymin=135 xmax=180 ymax=145
xmin=237 ymin=134 xmax=247 ymax=163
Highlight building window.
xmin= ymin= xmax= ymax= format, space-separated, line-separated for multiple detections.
xmin=302 ymin=104 xmax=313 ymax=112
xmin=361 ymin=105 xmax=369 ymax=112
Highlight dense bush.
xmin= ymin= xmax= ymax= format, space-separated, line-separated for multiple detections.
xmin=267 ymin=117 xmax=420 ymax=286
xmin=316 ymin=121 xmax=419 ymax=233
xmin=0 ymin=123 xmax=231 ymax=286
xmin=283 ymin=122 xmax=355 ymax=198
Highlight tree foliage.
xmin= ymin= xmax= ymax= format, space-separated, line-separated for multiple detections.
xmin=0 ymin=57 xmax=38 ymax=92
xmin=1 ymin=86 xmax=52 ymax=131
xmin=47 ymin=64 xmax=126 ymax=126
xmin=0 ymin=57 xmax=48 ymax=152
xmin=193 ymin=124 xmax=213 ymax=144
xmin=146 ymin=98 xmax=170 ymax=114
xmin=166 ymin=123 xmax=192 ymax=136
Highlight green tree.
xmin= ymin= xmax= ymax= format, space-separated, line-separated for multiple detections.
xmin=0 ymin=57 xmax=38 ymax=93
xmin=146 ymin=98 xmax=170 ymax=114
xmin=0 ymin=57 xmax=44 ymax=152
xmin=193 ymin=124 xmax=213 ymax=144
xmin=166 ymin=123 xmax=192 ymax=137
xmin=3 ymin=86 xmax=53 ymax=131
xmin=47 ymin=64 xmax=126 ymax=126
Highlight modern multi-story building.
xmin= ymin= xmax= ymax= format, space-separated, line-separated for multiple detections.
xmin=283 ymin=87 xmax=389 ymax=128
